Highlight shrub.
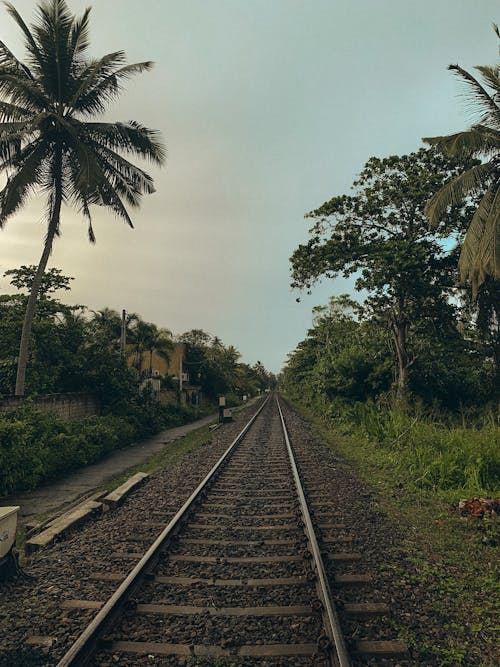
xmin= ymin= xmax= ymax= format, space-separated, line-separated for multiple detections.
xmin=352 ymin=404 xmax=500 ymax=495
xmin=0 ymin=399 xmax=202 ymax=496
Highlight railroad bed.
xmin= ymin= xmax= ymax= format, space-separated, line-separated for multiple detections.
xmin=0 ymin=395 xmax=409 ymax=666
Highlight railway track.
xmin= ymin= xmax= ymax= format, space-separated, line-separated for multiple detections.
xmin=53 ymin=394 xmax=406 ymax=666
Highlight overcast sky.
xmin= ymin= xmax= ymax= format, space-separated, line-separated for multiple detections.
xmin=1 ymin=0 xmax=498 ymax=372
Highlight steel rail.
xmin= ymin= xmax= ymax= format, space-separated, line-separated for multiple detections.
xmin=276 ymin=396 xmax=352 ymax=667
xmin=56 ymin=395 xmax=270 ymax=667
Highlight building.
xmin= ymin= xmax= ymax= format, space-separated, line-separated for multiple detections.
xmin=128 ymin=342 xmax=202 ymax=405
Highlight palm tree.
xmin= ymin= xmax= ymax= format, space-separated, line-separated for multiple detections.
xmin=0 ymin=0 xmax=165 ymax=396
xmin=145 ymin=326 xmax=173 ymax=377
xmin=89 ymin=308 xmax=122 ymax=350
xmin=423 ymin=25 xmax=500 ymax=296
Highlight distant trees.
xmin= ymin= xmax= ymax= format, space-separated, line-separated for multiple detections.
xmin=0 ymin=266 xmax=86 ymax=395
xmin=0 ymin=268 xmax=272 ymax=404
xmin=284 ymin=293 xmax=490 ymax=413
xmin=0 ymin=0 xmax=165 ymax=396
xmin=423 ymin=25 xmax=500 ymax=294
xmin=129 ymin=320 xmax=173 ymax=377
xmin=181 ymin=329 xmax=272 ymax=400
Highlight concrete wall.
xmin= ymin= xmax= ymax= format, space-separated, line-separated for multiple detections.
xmin=159 ymin=389 xmax=178 ymax=405
xmin=0 ymin=393 xmax=99 ymax=420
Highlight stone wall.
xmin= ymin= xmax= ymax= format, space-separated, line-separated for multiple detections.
xmin=0 ymin=393 xmax=99 ymax=420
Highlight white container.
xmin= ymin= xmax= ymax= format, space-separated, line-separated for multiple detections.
xmin=0 ymin=506 xmax=20 ymax=558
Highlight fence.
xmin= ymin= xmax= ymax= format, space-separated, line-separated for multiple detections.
xmin=0 ymin=393 xmax=99 ymax=420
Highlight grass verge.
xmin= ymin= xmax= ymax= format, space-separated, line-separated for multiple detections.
xmin=290 ymin=399 xmax=499 ymax=667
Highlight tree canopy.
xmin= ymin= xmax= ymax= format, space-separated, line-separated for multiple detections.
xmin=423 ymin=25 xmax=500 ymax=294
xmin=290 ymin=148 xmax=478 ymax=401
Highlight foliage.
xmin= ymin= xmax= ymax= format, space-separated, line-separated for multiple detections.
xmin=423 ymin=25 xmax=500 ymax=293
xmin=0 ymin=406 xmax=134 ymax=495
xmin=290 ymin=148 xmax=479 ymax=401
xmin=0 ymin=396 xmax=206 ymax=496
xmin=129 ymin=319 xmax=173 ymax=377
xmin=459 ymin=277 xmax=500 ymax=403
xmin=4 ymin=266 xmax=73 ymax=297
xmin=181 ymin=329 xmax=272 ymax=400
xmin=283 ymin=291 xmax=489 ymax=413
xmin=286 ymin=399 xmax=499 ymax=666
xmin=350 ymin=402 xmax=499 ymax=494
xmin=0 ymin=263 xmax=273 ymax=495
xmin=0 ymin=0 xmax=165 ymax=395
xmin=0 ymin=267 xmax=87 ymax=396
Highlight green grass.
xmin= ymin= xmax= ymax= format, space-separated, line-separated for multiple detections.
xmin=288 ymin=398 xmax=500 ymax=666
xmin=347 ymin=401 xmax=499 ymax=499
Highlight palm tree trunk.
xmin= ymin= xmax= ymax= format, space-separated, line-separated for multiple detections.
xmin=15 ymin=151 xmax=62 ymax=397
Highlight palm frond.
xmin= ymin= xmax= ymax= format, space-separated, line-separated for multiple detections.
xmin=86 ymin=121 xmax=166 ymax=165
xmin=475 ymin=64 xmax=500 ymax=95
xmin=476 ymin=186 xmax=500 ymax=281
xmin=459 ymin=185 xmax=500 ymax=294
xmin=425 ymin=161 xmax=494 ymax=225
xmin=0 ymin=139 xmax=49 ymax=226
xmin=89 ymin=142 xmax=155 ymax=194
xmin=0 ymin=72 xmax=48 ymax=111
xmin=448 ymin=64 xmax=500 ymax=129
xmin=423 ymin=125 xmax=500 ymax=158
xmin=67 ymin=51 xmax=127 ymax=109
xmin=0 ymin=99 xmax=32 ymax=122
xmin=71 ymin=61 xmax=153 ymax=115
xmin=31 ymin=0 xmax=76 ymax=104
xmin=63 ymin=140 xmax=134 ymax=227
xmin=0 ymin=41 xmax=33 ymax=79
xmin=94 ymin=178 xmax=134 ymax=227
xmin=3 ymin=2 xmax=43 ymax=69
xmin=0 ymin=122 xmax=40 ymax=161
xmin=67 ymin=7 xmax=91 ymax=66
xmin=64 ymin=152 xmax=96 ymax=241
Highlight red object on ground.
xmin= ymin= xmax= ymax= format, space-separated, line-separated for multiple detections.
xmin=458 ymin=497 xmax=500 ymax=517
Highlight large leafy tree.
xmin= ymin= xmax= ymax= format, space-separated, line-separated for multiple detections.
xmin=424 ymin=26 xmax=500 ymax=294
xmin=0 ymin=0 xmax=165 ymax=396
xmin=0 ymin=266 xmax=85 ymax=394
xmin=290 ymin=149 xmax=476 ymax=402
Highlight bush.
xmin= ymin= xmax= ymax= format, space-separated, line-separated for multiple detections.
xmin=351 ymin=403 xmax=500 ymax=495
xmin=0 ymin=399 xmax=202 ymax=496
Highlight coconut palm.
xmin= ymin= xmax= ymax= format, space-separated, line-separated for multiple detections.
xmin=145 ymin=325 xmax=173 ymax=377
xmin=423 ymin=25 xmax=500 ymax=296
xmin=0 ymin=0 xmax=165 ymax=396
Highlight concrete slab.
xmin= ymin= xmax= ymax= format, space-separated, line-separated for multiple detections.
xmin=102 ymin=472 xmax=149 ymax=509
xmin=25 ymin=500 xmax=103 ymax=553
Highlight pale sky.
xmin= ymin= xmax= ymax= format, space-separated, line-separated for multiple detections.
xmin=0 ymin=1 xmax=498 ymax=372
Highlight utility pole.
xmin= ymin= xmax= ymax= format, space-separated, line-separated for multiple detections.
xmin=179 ymin=347 xmax=183 ymax=394
xmin=120 ymin=309 xmax=126 ymax=354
